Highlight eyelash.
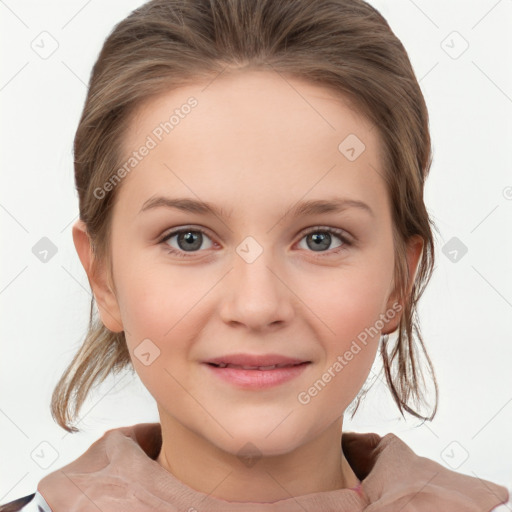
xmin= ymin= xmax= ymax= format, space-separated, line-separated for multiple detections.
xmin=159 ymin=226 xmax=353 ymax=259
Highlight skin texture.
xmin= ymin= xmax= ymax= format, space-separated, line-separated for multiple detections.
xmin=73 ymin=69 xmax=423 ymax=502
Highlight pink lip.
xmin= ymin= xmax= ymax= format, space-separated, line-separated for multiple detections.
xmin=202 ymin=353 xmax=311 ymax=389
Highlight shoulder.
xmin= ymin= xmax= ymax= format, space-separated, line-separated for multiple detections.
xmin=0 ymin=492 xmax=52 ymax=512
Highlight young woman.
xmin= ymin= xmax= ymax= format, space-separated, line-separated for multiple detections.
xmin=2 ymin=0 xmax=509 ymax=510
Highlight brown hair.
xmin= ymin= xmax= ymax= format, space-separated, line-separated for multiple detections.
xmin=52 ymin=0 xmax=439 ymax=433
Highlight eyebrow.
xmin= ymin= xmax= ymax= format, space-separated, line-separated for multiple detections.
xmin=139 ymin=195 xmax=374 ymax=219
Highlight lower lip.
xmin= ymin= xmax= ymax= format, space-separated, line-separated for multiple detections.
xmin=203 ymin=362 xmax=310 ymax=389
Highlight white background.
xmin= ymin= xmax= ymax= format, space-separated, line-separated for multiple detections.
xmin=1 ymin=0 xmax=511 ymax=503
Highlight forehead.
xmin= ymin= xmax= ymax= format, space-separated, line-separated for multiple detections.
xmin=115 ymin=70 xmax=388 ymax=220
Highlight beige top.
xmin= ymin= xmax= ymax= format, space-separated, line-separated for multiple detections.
xmin=37 ymin=422 xmax=509 ymax=511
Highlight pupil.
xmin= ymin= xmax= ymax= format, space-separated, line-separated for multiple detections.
xmin=309 ymin=232 xmax=330 ymax=251
xmin=179 ymin=231 xmax=201 ymax=251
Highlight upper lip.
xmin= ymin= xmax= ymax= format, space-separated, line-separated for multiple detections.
xmin=204 ymin=353 xmax=310 ymax=367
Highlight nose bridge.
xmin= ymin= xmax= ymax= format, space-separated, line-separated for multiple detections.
xmin=236 ymin=235 xmax=276 ymax=292
xmin=219 ymin=235 xmax=293 ymax=329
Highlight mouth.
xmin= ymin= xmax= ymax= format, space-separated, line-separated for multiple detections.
xmin=202 ymin=354 xmax=312 ymax=389
xmin=206 ymin=361 xmax=310 ymax=370
xmin=204 ymin=353 xmax=310 ymax=367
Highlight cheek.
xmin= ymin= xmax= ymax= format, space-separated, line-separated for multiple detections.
xmin=117 ymin=270 xmax=204 ymax=409
xmin=114 ymin=251 xmax=205 ymax=337
xmin=115 ymin=262 xmax=211 ymax=371
xmin=303 ymin=261 xmax=393 ymax=343
xmin=295 ymin=257 xmax=393 ymax=401
xmin=295 ymin=277 xmax=385 ymax=422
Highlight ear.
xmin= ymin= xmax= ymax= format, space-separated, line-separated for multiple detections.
xmin=382 ymin=235 xmax=424 ymax=335
xmin=72 ymin=219 xmax=124 ymax=333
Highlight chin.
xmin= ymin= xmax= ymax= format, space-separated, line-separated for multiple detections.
xmin=209 ymin=420 xmax=309 ymax=460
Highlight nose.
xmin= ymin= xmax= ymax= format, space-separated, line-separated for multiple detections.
xmin=218 ymin=243 xmax=295 ymax=332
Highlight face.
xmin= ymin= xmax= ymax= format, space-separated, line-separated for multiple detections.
xmin=75 ymin=70 xmax=421 ymax=458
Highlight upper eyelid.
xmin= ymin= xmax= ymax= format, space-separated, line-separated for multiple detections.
xmin=159 ymin=225 xmax=215 ymax=243
xmin=301 ymin=225 xmax=351 ymax=239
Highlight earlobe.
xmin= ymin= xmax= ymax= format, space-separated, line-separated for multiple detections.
xmin=382 ymin=235 xmax=424 ymax=335
xmin=72 ymin=220 xmax=124 ymax=333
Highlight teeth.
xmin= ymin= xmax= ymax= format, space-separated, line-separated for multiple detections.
xmin=227 ymin=364 xmax=275 ymax=370
xmin=211 ymin=363 xmax=304 ymax=370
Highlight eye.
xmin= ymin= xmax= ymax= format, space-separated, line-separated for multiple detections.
xmin=297 ymin=226 xmax=352 ymax=256
xmin=159 ymin=227 xmax=214 ymax=258
xmin=158 ymin=225 xmax=352 ymax=259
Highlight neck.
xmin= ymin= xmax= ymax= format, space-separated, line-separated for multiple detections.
xmin=155 ymin=416 xmax=360 ymax=502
